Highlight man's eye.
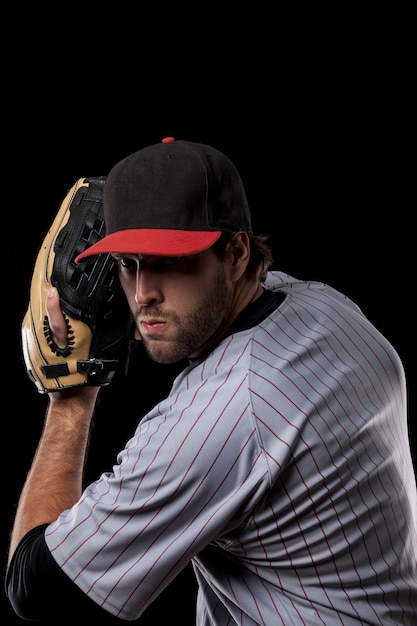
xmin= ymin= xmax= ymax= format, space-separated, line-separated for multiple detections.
xmin=114 ymin=255 xmax=185 ymax=271
xmin=118 ymin=257 xmax=137 ymax=269
xmin=161 ymin=257 xmax=184 ymax=267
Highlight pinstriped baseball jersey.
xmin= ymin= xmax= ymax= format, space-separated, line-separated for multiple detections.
xmin=45 ymin=271 xmax=417 ymax=625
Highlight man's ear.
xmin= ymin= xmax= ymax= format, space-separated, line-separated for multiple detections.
xmin=229 ymin=232 xmax=250 ymax=279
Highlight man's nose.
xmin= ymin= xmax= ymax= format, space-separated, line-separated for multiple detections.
xmin=134 ymin=266 xmax=161 ymax=306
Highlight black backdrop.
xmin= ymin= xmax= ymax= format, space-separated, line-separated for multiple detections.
xmin=3 ymin=23 xmax=415 ymax=624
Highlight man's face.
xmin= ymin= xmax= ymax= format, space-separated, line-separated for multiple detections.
xmin=113 ymin=248 xmax=234 ymax=363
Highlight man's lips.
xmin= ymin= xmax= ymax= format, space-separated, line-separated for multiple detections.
xmin=139 ymin=318 xmax=168 ymax=336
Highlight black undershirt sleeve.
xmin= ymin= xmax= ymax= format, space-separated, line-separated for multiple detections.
xmin=5 ymin=525 xmax=115 ymax=621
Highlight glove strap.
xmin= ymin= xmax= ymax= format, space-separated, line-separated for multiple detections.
xmin=77 ymin=358 xmax=119 ymax=375
xmin=40 ymin=359 xmax=118 ymax=380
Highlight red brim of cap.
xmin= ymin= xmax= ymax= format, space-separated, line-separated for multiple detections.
xmin=75 ymin=229 xmax=223 ymax=263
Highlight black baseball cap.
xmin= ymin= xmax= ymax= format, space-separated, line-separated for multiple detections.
xmin=75 ymin=137 xmax=252 ymax=261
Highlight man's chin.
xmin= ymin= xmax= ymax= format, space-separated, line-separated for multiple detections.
xmin=141 ymin=338 xmax=179 ymax=365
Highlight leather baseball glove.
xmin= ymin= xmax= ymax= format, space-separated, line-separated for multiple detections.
xmin=21 ymin=176 xmax=132 ymax=393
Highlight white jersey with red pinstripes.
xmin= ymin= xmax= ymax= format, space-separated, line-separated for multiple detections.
xmin=45 ymin=271 xmax=417 ymax=625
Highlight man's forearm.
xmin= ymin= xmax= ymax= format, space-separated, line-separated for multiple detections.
xmin=7 ymin=386 xmax=100 ymax=566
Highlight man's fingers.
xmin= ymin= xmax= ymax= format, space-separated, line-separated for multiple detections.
xmin=46 ymin=288 xmax=68 ymax=348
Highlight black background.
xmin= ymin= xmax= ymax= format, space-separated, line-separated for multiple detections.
xmin=3 ymin=12 xmax=415 ymax=624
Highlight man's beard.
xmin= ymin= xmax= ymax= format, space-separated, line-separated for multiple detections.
xmin=137 ymin=265 xmax=233 ymax=364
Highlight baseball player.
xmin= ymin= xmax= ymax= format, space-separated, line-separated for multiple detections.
xmin=6 ymin=138 xmax=417 ymax=624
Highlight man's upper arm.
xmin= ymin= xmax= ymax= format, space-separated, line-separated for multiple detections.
xmin=5 ymin=524 xmax=110 ymax=620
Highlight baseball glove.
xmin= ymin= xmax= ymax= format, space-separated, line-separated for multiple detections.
xmin=21 ymin=176 xmax=132 ymax=393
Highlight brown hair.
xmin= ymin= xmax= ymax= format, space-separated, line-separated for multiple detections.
xmin=212 ymin=233 xmax=274 ymax=283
